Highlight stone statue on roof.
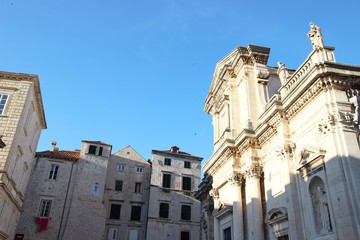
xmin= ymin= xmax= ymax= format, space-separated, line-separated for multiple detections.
xmin=308 ymin=22 xmax=325 ymax=50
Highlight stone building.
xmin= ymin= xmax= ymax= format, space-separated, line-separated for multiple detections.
xmin=104 ymin=146 xmax=151 ymax=240
xmin=146 ymin=146 xmax=202 ymax=240
xmin=16 ymin=140 xmax=112 ymax=240
xmin=0 ymin=71 xmax=46 ymax=240
xmin=201 ymin=23 xmax=360 ymax=240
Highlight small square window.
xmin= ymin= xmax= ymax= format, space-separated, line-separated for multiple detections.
xmin=164 ymin=158 xmax=171 ymax=166
xmin=181 ymin=231 xmax=190 ymax=240
xmin=184 ymin=161 xmax=191 ymax=169
xmin=115 ymin=180 xmax=123 ymax=191
xmin=93 ymin=182 xmax=100 ymax=194
xmin=117 ymin=164 xmax=125 ymax=172
xmin=136 ymin=167 xmax=143 ymax=173
xmin=88 ymin=145 xmax=103 ymax=156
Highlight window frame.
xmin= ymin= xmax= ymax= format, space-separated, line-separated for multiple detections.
xmin=159 ymin=202 xmax=169 ymax=218
xmin=88 ymin=145 xmax=103 ymax=156
xmin=134 ymin=182 xmax=142 ymax=193
xmin=164 ymin=158 xmax=171 ymax=166
xmin=38 ymin=199 xmax=52 ymax=217
xmin=181 ymin=205 xmax=191 ymax=221
xmin=162 ymin=173 xmax=171 ymax=188
xmin=184 ymin=161 xmax=191 ymax=169
xmin=115 ymin=180 xmax=123 ymax=191
xmin=108 ymin=228 xmax=118 ymax=240
xmin=182 ymin=176 xmax=191 ymax=191
xmin=0 ymin=94 xmax=9 ymax=115
xmin=136 ymin=166 xmax=143 ymax=173
xmin=48 ymin=164 xmax=59 ymax=180
xmin=117 ymin=164 xmax=125 ymax=172
xmin=181 ymin=231 xmax=190 ymax=240
xmin=130 ymin=205 xmax=142 ymax=221
xmin=109 ymin=204 xmax=121 ymax=220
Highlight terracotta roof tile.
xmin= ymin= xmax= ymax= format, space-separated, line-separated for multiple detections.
xmin=36 ymin=150 xmax=80 ymax=161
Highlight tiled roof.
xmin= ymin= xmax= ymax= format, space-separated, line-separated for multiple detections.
xmin=152 ymin=148 xmax=203 ymax=161
xmin=36 ymin=150 xmax=80 ymax=161
xmin=81 ymin=140 xmax=112 ymax=147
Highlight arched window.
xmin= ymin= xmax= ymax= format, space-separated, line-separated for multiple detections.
xmin=309 ymin=176 xmax=332 ymax=234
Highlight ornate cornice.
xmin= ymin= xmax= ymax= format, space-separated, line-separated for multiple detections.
xmin=209 ymin=188 xmax=219 ymax=198
xmin=285 ymin=81 xmax=323 ymax=119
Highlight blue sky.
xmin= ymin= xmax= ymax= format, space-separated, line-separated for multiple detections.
xmin=1 ymin=0 xmax=359 ymax=161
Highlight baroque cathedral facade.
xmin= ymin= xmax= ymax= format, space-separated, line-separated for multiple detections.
xmin=198 ymin=23 xmax=360 ymax=240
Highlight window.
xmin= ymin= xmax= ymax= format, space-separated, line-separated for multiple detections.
xmin=136 ymin=166 xmax=143 ymax=173
xmin=88 ymin=145 xmax=103 ymax=156
xmin=223 ymin=227 xmax=231 ymax=240
xmin=48 ymin=164 xmax=59 ymax=180
xmin=134 ymin=182 xmax=141 ymax=193
xmin=115 ymin=180 xmax=123 ymax=191
xmin=93 ymin=182 xmax=100 ymax=194
xmin=109 ymin=204 xmax=121 ymax=219
xmin=278 ymin=236 xmax=289 ymax=240
xmin=162 ymin=174 xmax=171 ymax=188
xmin=117 ymin=164 xmax=125 ymax=172
xmin=181 ymin=231 xmax=190 ymax=240
xmin=159 ymin=203 xmax=169 ymax=218
xmin=181 ymin=205 xmax=191 ymax=220
xmin=182 ymin=176 xmax=191 ymax=191
xmin=164 ymin=158 xmax=171 ymax=166
xmin=108 ymin=228 xmax=118 ymax=240
xmin=38 ymin=200 xmax=52 ymax=217
xmin=184 ymin=161 xmax=191 ymax=169
xmin=0 ymin=94 xmax=8 ymax=114
xmin=130 ymin=206 xmax=141 ymax=221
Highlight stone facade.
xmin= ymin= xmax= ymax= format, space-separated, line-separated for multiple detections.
xmin=146 ymin=146 xmax=202 ymax=240
xmin=0 ymin=71 xmax=46 ymax=240
xmin=15 ymin=140 xmax=112 ymax=240
xmin=202 ymin=23 xmax=360 ymax=240
xmin=104 ymin=146 xmax=151 ymax=240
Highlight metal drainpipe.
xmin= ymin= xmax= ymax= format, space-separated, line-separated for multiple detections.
xmin=57 ymin=159 xmax=75 ymax=240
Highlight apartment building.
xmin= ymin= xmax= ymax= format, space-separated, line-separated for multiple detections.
xmin=146 ymin=146 xmax=202 ymax=240
xmin=0 ymin=71 xmax=46 ymax=240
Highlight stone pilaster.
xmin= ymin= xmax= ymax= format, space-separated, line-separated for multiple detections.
xmin=244 ymin=164 xmax=264 ymax=240
xmin=228 ymin=172 xmax=244 ymax=240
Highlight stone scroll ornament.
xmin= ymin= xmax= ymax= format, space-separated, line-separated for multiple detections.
xmin=308 ymin=22 xmax=325 ymax=50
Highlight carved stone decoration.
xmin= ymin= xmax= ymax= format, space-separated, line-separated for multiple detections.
xmin=308 ymin=22 xmax=325 ymax=50
xmin=256 ymin=69 xmax=270 ymax=80
xmin=227 ymin=171 xmax=243 ymax=185
xmin=277 ymin=61 xmax=289 ymax=85
xmin=209 ymin=188 xmax=219 ymax=199
xmin=244 ymin=164 xmax=262 ymax=178
xmin=318 ymin=115 xmax=336 ymax=134
xmin=349 ymin=96 xmax=360 ymax=125
xmin=276 ymin=142 xmax=296 ymax=159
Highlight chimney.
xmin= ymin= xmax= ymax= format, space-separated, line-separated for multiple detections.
xmin=170 ymin=146 xmax=179 ymax=153
xmin=50 ymin=141 xmax=59 ymax=151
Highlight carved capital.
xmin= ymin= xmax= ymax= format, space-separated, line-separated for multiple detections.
xmin=228 ymin=171 xmax=243 ymax=186
xmin=244 ymin=164 xmax=262 ymax=178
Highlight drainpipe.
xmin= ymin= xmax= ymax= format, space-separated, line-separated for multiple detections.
xmin=57 ymin=159 xmax=75 ymax=240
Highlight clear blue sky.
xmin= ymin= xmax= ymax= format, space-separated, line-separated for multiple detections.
xmin=1 ymin=0 xmax=359 ymax=161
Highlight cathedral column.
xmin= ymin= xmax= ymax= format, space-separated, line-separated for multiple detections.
xmin=228 ymin=172 xmax=244 ymax=240
xmin=210 ymin=189 xmax=220 ymax=240
xmin=244 ymin=164 xmax=264 ymax=240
